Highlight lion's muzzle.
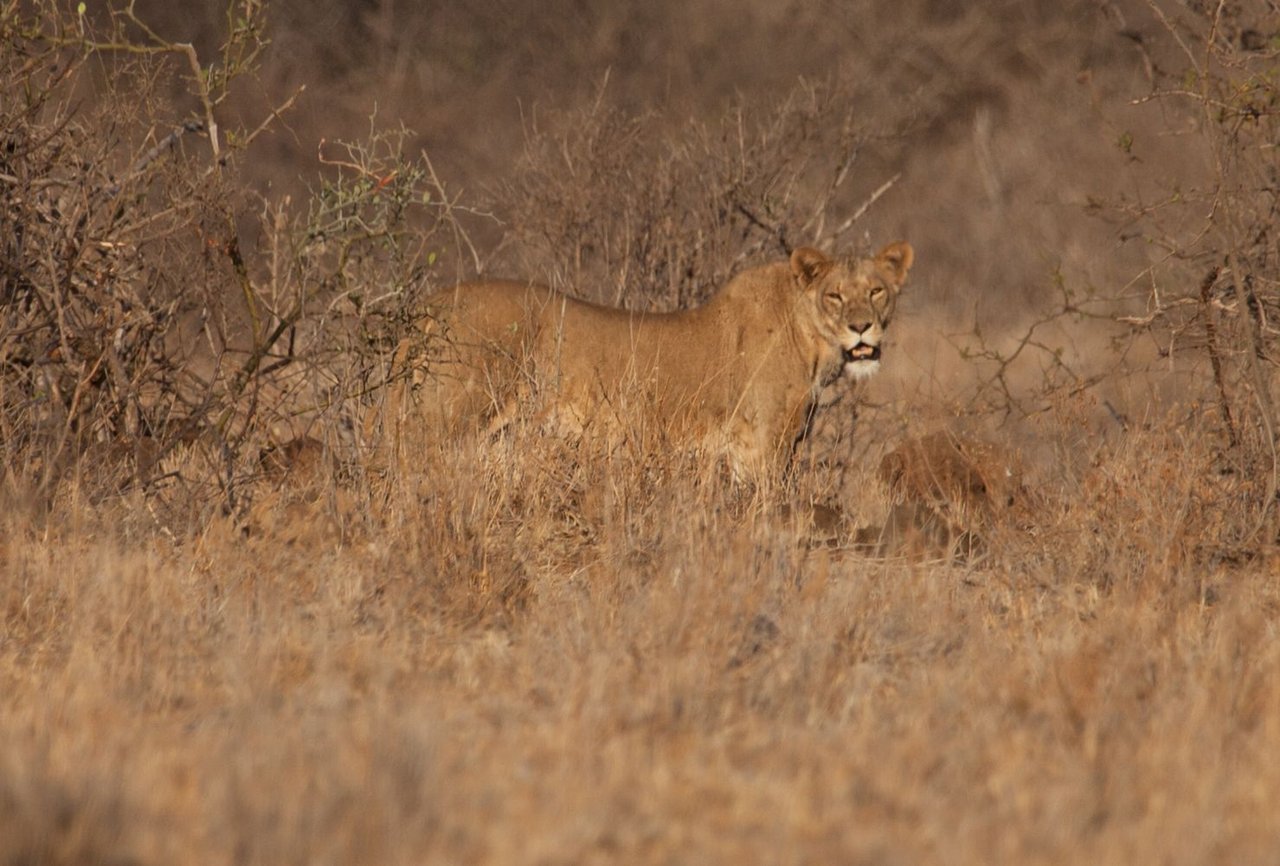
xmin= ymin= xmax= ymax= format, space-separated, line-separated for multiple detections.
xmin=844 ymin=344 xmax=880 ymax=363
xmin=842 ymin=343 xmax=881 ymax=379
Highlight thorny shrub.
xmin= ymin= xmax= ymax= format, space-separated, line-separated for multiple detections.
xmin=0 ymin=1 xmax=249 ymax=504
xmin=961 ymin=0 xmax=1280 ymax=558
xmin=500 ymin=80 xmax=903 ymax=311
xmin=0 ymin=1 xmax=459 ymax=526
xmin=1110 ymin=0 xmax=1280 ymax=553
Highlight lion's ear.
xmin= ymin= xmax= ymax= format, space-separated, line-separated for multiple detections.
xmin=876 ymin=241 xmax=914 ymax=286
xmin=790 ymin=247 xmax=832 ymax=286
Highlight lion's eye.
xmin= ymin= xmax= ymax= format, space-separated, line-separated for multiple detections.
xmin=870 ymin=287 xmax=887 ymax=301
xmin=824 ymin=293 xmax=843 ymax=305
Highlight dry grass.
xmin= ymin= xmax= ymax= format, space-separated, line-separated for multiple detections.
xmin=4 ymin=418 xmax=1280 ymax=864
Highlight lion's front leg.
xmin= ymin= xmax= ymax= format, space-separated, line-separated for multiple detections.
xmin=720 ymin=416 xmax=789 ymax=486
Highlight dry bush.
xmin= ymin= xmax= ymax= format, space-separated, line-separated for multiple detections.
xmin=937 ymin=0 xmax=1280 ymax=563
xmin=499 ymin=80 xmax=896 ymax=310
xmin=1108 ymin=1 xmax=1280 ymax=496
xmin=988 ymin=411 xmax=1259 ymax=593
xmin=133 ymin=130 xmax=465 ymax=533
xmin=0 ymin=2 xmax=242 ymax=503
xmin=0 ymin=2 xmax=464 ymax=530
xmin=0 ymin=1 xmax=290 ymax=508
xmin=122 ymin=0 xmax=1150 ymax=322
xmin=1094 ymin=0 xmax=1280 ymax=555
xmin=142 ymin=0 xmax=881 ymax=192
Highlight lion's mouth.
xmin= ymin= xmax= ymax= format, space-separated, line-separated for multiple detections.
xmin=843 ymin=345 xmax=880 ymax=365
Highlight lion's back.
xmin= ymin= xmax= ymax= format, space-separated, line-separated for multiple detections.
xmin=426 ymin=280 xmax=553 ymax=348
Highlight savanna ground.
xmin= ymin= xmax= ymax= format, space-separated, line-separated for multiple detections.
xmin=3 ymin=0 xmax=1280 ymax=862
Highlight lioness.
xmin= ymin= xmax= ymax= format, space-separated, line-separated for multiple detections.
xmin=383 ymin=242 xmax=913 ymax=480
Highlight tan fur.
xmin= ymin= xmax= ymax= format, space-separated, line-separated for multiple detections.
xmin=381 ymin=242 xmax=912 ymax=480
xmin=862 ymin=432 xmax=1026 ymax=559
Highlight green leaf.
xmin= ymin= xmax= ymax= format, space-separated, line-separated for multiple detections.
xmin=77 ymin=1 xmax=86 ymax=13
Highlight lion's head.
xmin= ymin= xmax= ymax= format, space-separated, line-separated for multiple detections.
xmin=790 ymin=241 xmax=914 ymax=382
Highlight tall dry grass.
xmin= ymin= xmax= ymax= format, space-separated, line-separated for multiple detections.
xmin=5 ymin=419 xmax=1280 ymax=863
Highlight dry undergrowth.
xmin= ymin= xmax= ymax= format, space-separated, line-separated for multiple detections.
xmin=4 ymin=415 xmax=1280 ymax=865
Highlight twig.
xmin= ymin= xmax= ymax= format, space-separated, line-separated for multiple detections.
xmin=178 ymin=42 xmax=219 ymax=161
xmin=318 ymin=138 xmax=399 ymax=187
xmin=100 ymin=120 xmax=204 ymax=198
xmin=421 ymin=148 xmax=486 ymax=277
xmin=1144 ymin=0 xmax=1203 ymax=76
xmin=820 ymin=173 xmax=901 ymax=248
xmin=237 ymin=85 xmax=305 ymax=151
xmin=1227 ymin=255 xmax=1279 ymax=545
xmin=1198 ymin=265 xmax=1238 ymax=446
xmin=734 ymin=203 xmax=790 ymax=255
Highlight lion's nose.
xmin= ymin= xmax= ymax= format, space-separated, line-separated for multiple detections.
xmin=848 ymin=320 xmax=871 ymax=335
